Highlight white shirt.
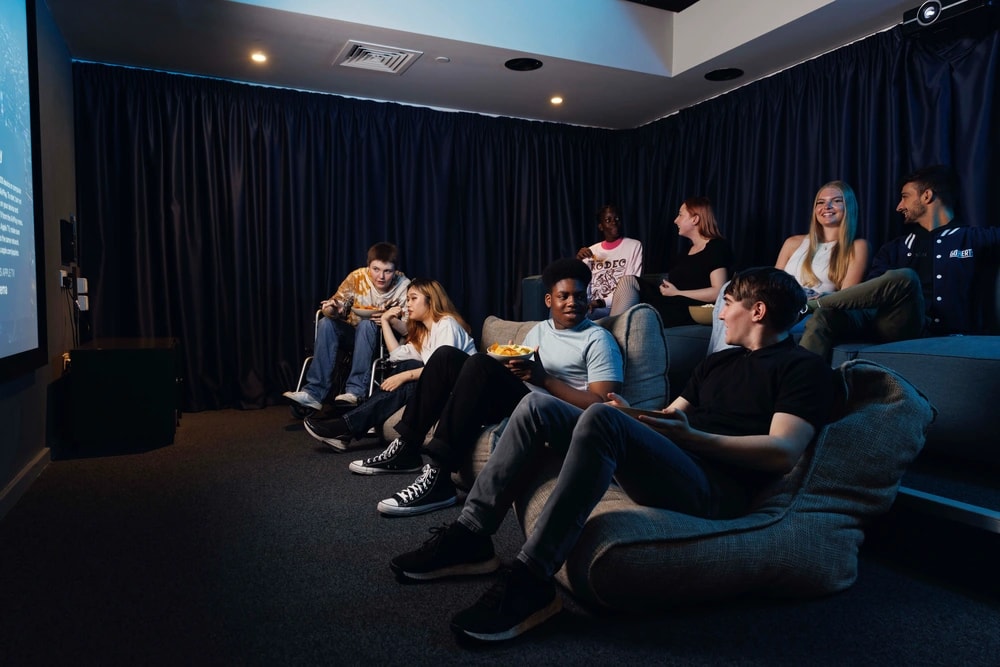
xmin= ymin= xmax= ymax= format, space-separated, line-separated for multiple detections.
xmin=388 ymin=315 xmax=476 ymax=364
xmin=782 ymin=237 xmax=837 ymax=296
xmin=585 ymin=237 xmax=644 ymax=303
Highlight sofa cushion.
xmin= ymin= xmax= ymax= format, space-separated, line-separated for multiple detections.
xmin=855 ymin=335 xmax=1000 ymax=464
xmin=516 ymin=359 xmax=934 ymax=610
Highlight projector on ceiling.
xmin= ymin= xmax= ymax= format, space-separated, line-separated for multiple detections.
xmin=902 ymin=0 xmax=998 ymax=35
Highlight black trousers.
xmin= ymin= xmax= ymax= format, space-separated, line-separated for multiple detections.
xmin=394 ymin=346 xmax=529 ymax=471
xmin=638 ymin=276 xmax=701 ymax=327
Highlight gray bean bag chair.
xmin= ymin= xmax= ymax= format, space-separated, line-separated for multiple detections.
xmin=516 ymin=359 xmax=935 ymax=610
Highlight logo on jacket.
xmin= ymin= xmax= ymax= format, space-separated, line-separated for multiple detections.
xmin=949 ymin=249 xmax=974 ymax=258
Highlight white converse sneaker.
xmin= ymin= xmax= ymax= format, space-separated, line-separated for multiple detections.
xmin=348 ymin=438 xmax=423 ymax=475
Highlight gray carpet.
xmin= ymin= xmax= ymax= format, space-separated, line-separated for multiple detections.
xmin=1 ymin=405 xmax=998 ymax=666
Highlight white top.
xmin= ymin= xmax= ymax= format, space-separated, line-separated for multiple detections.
xmin=585 ymin=237 xmax=644 ymax=303
xmin=782 ymin=237 xmax=837 ymax=296
xmin=389 ymin=315 xmax=476 ymax=364
xmin=521 ymin=318 xmax=623 ymax=392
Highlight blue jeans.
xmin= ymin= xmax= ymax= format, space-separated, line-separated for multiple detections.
xmin=343 ymin=319 xmax=384 ymax=398
xmin=342 ymin=359 xmax=422 ymax=436
xmin=457 ymin=393 xmax=720 ymax=579
xmin=302 ymin=317 xmax=356 ymax=402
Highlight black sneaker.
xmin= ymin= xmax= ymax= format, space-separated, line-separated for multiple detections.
xmin=450 ymin=561 xmax=562 ymax=642
xmin=348 ymin=438 xmax=423 ymax=475
xmin=390 ymin=523 xmax=500 ymax=582
xmin=303 ymin=417 xmax=353 ymax=451
xmin=377 ymin=465 xmax=457 ymax=516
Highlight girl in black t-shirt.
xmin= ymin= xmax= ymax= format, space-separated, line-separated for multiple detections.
xmin=611 ymin=196 xmax=733 ymax=326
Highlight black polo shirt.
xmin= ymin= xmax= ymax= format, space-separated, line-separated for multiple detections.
xmin=682 ymin=337 xmax=834 ymax=437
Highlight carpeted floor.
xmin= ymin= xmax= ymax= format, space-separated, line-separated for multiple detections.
xmin=0 ymin=405 xmax=998 ymax=666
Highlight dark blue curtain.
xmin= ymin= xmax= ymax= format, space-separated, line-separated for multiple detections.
xmin=72 ymin=26 xmax=1000 ymax=411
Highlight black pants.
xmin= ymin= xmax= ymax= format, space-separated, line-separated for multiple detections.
xmin=638 ymin=276 xmax=702 ymax=327
xmin=394 ymin=346 xmax=529 ymax=471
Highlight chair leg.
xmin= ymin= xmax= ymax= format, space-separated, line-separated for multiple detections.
xmin=295 ymin=356 xmax=313 ymax=392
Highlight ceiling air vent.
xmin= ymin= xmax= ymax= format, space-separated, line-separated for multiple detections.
xmin=334 ymin=40 xmax=423 ymax=75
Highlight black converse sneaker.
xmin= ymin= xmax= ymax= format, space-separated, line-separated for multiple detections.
xmin=303 ymin=417 xmax=353 ymax=451
xmin=377 ymin=465 xmax=457 ymax=516
xmin=390 ymin=523 xmax=500 ymax=582
xmin=348 ymin=438 xmax=423 ymax=475
xmin=450 ymin=560 xmax=562 ymax=642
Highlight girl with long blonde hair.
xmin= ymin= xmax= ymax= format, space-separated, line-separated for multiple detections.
xmin=708 ymin=181 xmax=870 ymax=352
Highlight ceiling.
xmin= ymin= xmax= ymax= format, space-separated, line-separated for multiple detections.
xmin=44 ymin=0 xmax=916 ymax=130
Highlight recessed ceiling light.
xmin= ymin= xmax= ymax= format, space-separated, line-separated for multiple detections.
xmin=505 ymin=57 xmax=543 ymax=72
xmin=704 ymin=67 xmax=743 ymax=82
xmin=550 ymin=96 xmax=563 ymax=105
xmin=251 ymin=51 xmax=267 ymax=64
xmin=435 ymin=56 xmax=451 ymax=64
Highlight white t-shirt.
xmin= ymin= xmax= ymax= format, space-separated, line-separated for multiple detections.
xmin=585 ymin=237 xmax=644 ymax=303
xmin=521 ymin=318 xmax=623 ymax=392
xmin=389 ymin=315 xmax=476 ymax=364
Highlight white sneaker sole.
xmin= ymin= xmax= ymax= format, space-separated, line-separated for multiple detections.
xmin=456 ymin=596 xmax=563 ymax=642
xmin=377 ymin=494 xmax=458 ymax=516
xmin=303 ymin=421 xmax=350 ymax=451
xmin=348 ymin=461 xmax=423 ymax=475
xmin=396 ymin=556 xmax=500 ymax=581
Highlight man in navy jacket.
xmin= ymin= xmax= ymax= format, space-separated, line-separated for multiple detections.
xmin=800 ymin=165 xmax=1000 ymax=362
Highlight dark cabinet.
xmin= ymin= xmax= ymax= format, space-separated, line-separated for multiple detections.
xmin=70 ymin=338 xmax=181 ymax=449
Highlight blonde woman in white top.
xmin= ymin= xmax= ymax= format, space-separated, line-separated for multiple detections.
xmin=708 ymin=181 xmax=870 ymax=352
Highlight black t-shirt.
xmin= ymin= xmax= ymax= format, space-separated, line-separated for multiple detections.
xmin=680 ymin=337 xmax=835 ymax=513
xmin=668 ymin=238 xmax=734 ymax=290
xmin=682 ymin=337 xmax=834 ymax=435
